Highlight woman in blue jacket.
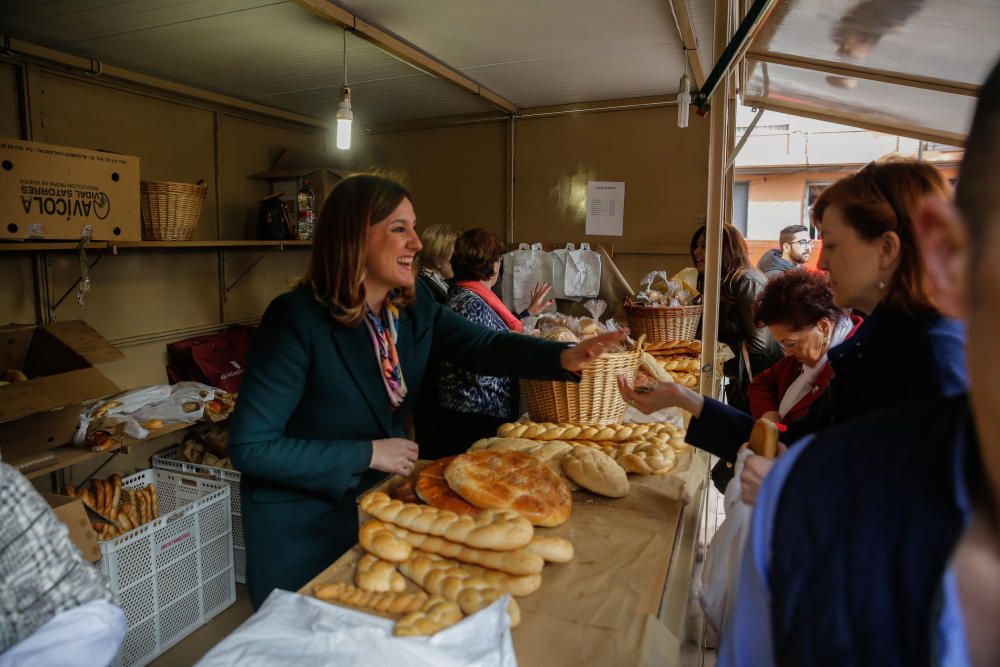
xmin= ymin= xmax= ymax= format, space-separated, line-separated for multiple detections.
xmin=230 ymin=175 xmax=623 ymax=608
xmin=621 ymin=159 xmax=967 ymax=501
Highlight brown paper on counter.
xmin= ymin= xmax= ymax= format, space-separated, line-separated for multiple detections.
xmin=514 ymin=610 xmax=679 ymax=667
xmin=517 ymin=503 xmax=677 ymax=629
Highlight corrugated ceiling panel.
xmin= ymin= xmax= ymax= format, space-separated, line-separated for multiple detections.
xmin=753 ymin=0 xmax=1000 ymax=87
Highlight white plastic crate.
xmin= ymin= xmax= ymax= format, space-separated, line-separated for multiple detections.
xmin=97 ymin=468 xmax=235 ymax=667
xmin=151 ymin=447 xmax=245 ymax=583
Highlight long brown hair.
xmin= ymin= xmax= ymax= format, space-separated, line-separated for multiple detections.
xmin=812 ymin=158 xmax=950 ymax=315
xmin=690 ymin=224 xmax=755 ymax=299
xmin=299 ymin=174 xmax=414 ymax=326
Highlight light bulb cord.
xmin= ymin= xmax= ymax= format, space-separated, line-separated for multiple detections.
xmin=342 ymin=28 xmax=348 ymax=87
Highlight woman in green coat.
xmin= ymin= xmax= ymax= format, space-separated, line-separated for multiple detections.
xmin=230 ymin=174 xmax=623 ymax=608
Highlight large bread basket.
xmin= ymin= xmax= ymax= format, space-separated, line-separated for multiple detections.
xmin=625 ymin=300 xmax=702 ymax=343
xmin=521 ymin=335 xmax=645 ymax=425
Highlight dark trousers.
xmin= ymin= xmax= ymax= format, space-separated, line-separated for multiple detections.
xmin=419 ymin=407 xmax=509 ymax=460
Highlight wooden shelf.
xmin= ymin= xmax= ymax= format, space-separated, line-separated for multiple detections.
xmin=0 ymin=241 xmax=110 ymax=252
xmin=0 ymin=240 xmax=312 ymax=253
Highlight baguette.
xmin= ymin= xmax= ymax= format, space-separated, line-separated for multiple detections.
xmin=116 ymin=513 xmax=134 ymax=533
xmin=415 ymin=552 xmax=542 ymax=597
xmin=355 ymin=553 xmax=406 ymax=593
xmin=524 ymin=535 xmax=574 ymax=563
xmin=359 ymin=491 xmax=533 ymax=551
xmin=393 ymin=598 xmax=464 ymax=637
xmin=399 ymin=553 xmax=521 ymax=626
xmin=382 ymin=522 xmax=544 ymax=576
xmin=137 ymin=489 xmax=149 ymax=526
xmin=80 ymin=488 xmax=95 ymax=511
xmin=359 ymin=520 xmax=412 ymax=563
xmin=109 ymin=475 xmax=122 ymax=521
xmin=102 ymin=479 xmax=113 ymax=516
xmin=92 ymin=480 xmax=105 ymax=516
xmin=147 ymin=484 xmax=159 ymax=518
xmin=312 ymin=581 xmax=429 ymax=615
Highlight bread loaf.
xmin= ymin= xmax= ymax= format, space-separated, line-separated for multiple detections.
xmin=415 ymin=457 xmax=481 ymax=515
xmin=399 ymin=553 xmax=520 ymax=626
xmin=382 ymin=522 xmax=544 ymax=575
xmin=562 ymin=447 xmax=629 ymax=497
xmin=496 ymin=421 xmax=680 ymax=442
xmin=444 ymin=451 xmax=572 ymax=527
xmin=467 ymin=438 xmax=578 ymax=491
xmin=359 ymin=519 xmax=413 ymax=563
xmin=313 ymin=581 xmax=428 ymax=615
xmin=359 ymin=491 xmax=533 ymax=551
xmin=416 ymin=551 xmax=542 ymax=597
xmin=393 ymin=598 xmax=464 ymax=637
xmin=524 ymin=535 xmax=574 ymax=563
xmin=356 ymin=553 xmax=406 ymax=593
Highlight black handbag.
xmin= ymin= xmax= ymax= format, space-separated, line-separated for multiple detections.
xmin=256 ymin=193 xmax=294 ymax=240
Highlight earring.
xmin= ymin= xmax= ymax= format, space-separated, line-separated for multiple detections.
xmin=877 ymin=280 xmax=886 ymax=290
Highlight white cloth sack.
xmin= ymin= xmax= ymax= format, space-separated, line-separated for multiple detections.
xmin=700 ymin=447 xmax=754 ymax=634
xmin=563 ymin=243 xmax=602 ymax=298
xmin=195 ymin=589 xmax=517 ymax=667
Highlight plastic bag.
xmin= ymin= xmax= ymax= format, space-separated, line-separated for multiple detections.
xmin=549 ymin=243 xmax=579 ymax=301
xmin=513 ymin=243 xmax=553 ymax=314
xmin=564 ymin=243 xmax=601 ymax=298
xmin=195 ymin=589 xmax=516 ymax=667
xmin=500 ymin=243 xmax=530 ymax=311
xmin=700 ymin=447 xmax=754 ymax=634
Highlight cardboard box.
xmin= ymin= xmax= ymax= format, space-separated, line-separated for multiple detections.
xmin=0 ymin=138 xmax=141 ymax=241
xmin=0 ymin=320 xmax=123 ymax=462
xmin=43 ymin=493 xmax=101 ymax=562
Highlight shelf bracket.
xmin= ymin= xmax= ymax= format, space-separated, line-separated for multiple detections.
xmin=51 ymin=227 xmax=104 ymax=311
xmin=225 ymin=246 xmax=274 ymax=294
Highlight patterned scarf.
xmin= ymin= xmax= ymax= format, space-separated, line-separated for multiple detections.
xmin=363 ymin=302 xmax=408 ymax=408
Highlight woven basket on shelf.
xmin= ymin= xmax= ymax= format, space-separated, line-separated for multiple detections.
xmin=521 ymin=335 xmax=645 ymax=425
xmin=140 ymin=180 xmax=208 ymax=241
xmin=625 ymin=301 xmax=702 ymax=343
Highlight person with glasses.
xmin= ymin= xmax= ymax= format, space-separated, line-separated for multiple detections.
xmin=757 ymin=224 xmax=814 ymax=279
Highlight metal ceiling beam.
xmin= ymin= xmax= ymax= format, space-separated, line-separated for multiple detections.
xmin=667 ymin=0 xmax=706 ymax=90
xmin=294 ymin=0 xmax=520 ymax=115
xmin=748 ymin=51 xmax=981 ymax=97
xmin=742 ymin=94 xmax=967 ymax=147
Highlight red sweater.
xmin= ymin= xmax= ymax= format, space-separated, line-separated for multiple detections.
xmin=747 ymin=315 xmax=864 ymax=424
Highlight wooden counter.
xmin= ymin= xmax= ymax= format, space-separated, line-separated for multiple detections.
xmin=300 ymin=451 xmax=708 ymax=666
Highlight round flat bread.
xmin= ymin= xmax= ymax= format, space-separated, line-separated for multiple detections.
xmin=444 ymin=451 xmax=572 ymax=527
xmin=415 ymin=457 xmax=480 ymax=515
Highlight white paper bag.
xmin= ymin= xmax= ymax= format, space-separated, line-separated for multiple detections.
xmin=500 ymin=243 xmax=530 ymax=312
xmin=549 ymin=243 xmax=578 ymax=301
xmin=512 ymin=243 xmax=551 ymax=314
xmin=563 ymin=243 xmax=602 ymax=298
xmin=700 ymin=447 xmax=754 ymax=634
xmin=196 ymin=589 xmax=517 ymax=667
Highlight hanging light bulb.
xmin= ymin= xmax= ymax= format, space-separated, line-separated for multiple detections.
xmin=329 ymin=29 xmax=353 ymax=151
xmin=335 ymin=86 xmax=352 ymax=150
xmin=677 ymin=72 xmax=691 ymax=129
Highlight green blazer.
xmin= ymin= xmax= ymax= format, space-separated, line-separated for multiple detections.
xmin=229 ymin=282 xmax=573 ymax=608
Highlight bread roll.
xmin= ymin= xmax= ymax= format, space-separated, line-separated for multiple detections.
xmin=359 ymin=519 xmax=413 ymax=563
xmin=562 ymin=447 xmax=629 ymax=498
xmin=750 ymin=418 xmax=779 ymax=459
xmin=3 ymin=369 xmax=28 ymax=383
xmin=524 ymin=535 xmax=574 ymax=563
xmin=355 ymin=553 xmax=407 ymax=593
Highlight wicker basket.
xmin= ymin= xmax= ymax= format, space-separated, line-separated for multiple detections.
xmin=521 ymin=336 xmax=644 ymax=425
xmin=625 ymin=301 xmax=702 ymax=343
xmin=140 ymin=180 xmax=208 ymax=241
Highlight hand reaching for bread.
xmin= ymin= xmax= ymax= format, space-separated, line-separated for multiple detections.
xmin=617 ymin=374 xmax=705 ymax=417
xmin=559 ymin=329 xmax=629 ymax=372
xmin=371 ymin=438 xmax=419 ymax=476
xmin=526 ymin=282 xmax=554 ymax=316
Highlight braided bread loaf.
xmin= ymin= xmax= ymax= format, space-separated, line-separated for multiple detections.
xmin=359 ymin=519 xmax=412 ymax=563
xmin=394 ymin=598 xmax=464 ymax=637
xmin=359 ymin=492 xmax=534 ymax=551
xmin=398 ymin=553 xmax=521 ymax=627
xmin=417 ymin=551 xmax=542 ymax=597
xmin=381 ymin=521 xmax=545 ymax=575
xmin=313 ymin=581 xmax=428 ymax=615
xmin=356 ymin=553 xmax=406 ymax=593
xmin=497 ymin=421 xmax=680 ymax=442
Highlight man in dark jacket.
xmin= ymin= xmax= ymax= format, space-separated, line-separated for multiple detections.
xmin=756 ymin=224 xmax=813 ymax=279
xmin=720 ymin=58 xmax=1000 ymax=667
